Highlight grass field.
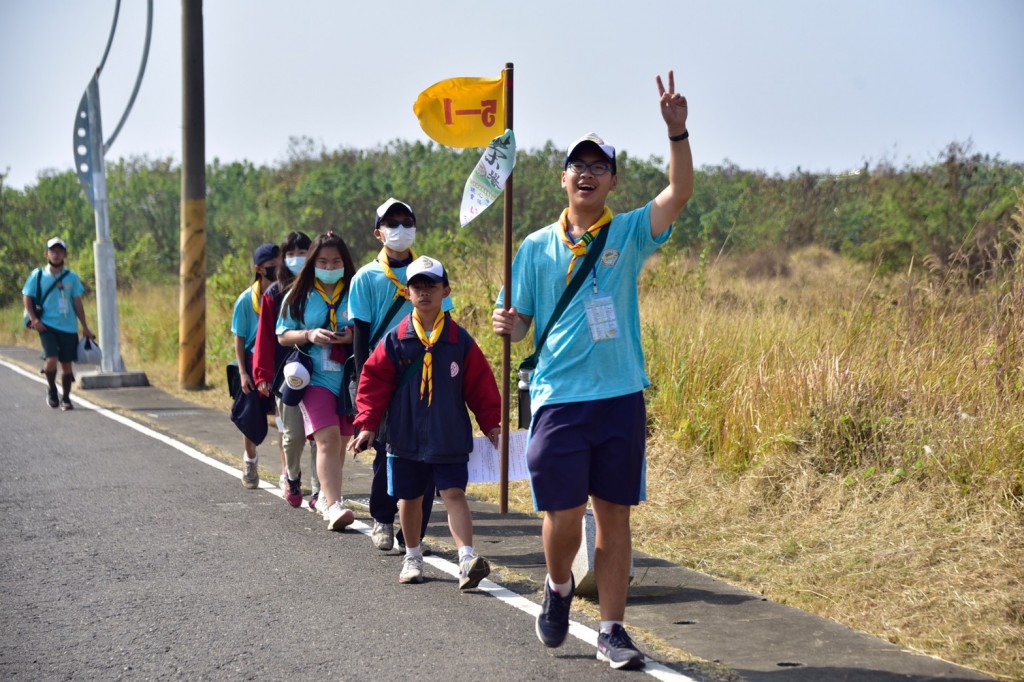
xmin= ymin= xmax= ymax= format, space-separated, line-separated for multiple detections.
xmin=5 ymin=242 xmax=1022 ymax=680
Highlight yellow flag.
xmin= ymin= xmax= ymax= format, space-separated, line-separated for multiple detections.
xmin=413 ymin=75 xmax=505 ymax=148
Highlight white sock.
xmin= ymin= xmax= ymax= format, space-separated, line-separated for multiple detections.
xmin=243 ymin=454 xmax=257 ymax=464
xmin=405 ymin=545 xmax=423 ymax=559
xmin=599 ymin=620 xmax=623 ymax=634
xmin=548 ymin=575 xmax=573 ymax=598
xmin=458 ymin=545 xmax=474 ymax=561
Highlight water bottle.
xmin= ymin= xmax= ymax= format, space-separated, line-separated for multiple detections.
xmin=517 ymin=368 xmax=533 ymax=429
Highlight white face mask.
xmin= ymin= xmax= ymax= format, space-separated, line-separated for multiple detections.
xmin=379 ymin=226 xmax=416 ymax=252
xmin=284 ymin=256 xmax=305 ymax=275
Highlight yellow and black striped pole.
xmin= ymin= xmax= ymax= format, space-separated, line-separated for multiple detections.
xmin=179 ymin=0 xmax=206 ymax=390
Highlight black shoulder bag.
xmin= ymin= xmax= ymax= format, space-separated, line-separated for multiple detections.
xmin=516 ymin=225 xmax=610 ymax=427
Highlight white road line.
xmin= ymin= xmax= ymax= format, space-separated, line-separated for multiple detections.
xmin=2 ymin=359 xmax=696 ymax=681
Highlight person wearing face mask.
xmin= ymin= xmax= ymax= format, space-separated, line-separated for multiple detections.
xmin=22 ymin=236 xmax=96 ymax=411
xmin=276 ymin=231 xmax=358 ymax=532
xmin=348 ymin=198 xmax=455 ymax=554
xmin=231 ymin=242 xmax=282 ymax=489
xmin=253 ymin=231 xmax=321 ymax=509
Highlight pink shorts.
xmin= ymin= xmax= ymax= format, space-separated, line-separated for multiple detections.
xmin=299 ymin=386 xmax=354 ymax=439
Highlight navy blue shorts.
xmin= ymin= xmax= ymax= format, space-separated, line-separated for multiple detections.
xmin=39 ymin=329 xmax=78 ymax=363
xmin=387 ymin=456 xmax=461 ymax=500
xmin=527 ymin=392 xmax=647 ymax=511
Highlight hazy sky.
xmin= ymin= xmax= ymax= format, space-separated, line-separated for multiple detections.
xmin=2 ymin=0 xmax=1022 ymax=190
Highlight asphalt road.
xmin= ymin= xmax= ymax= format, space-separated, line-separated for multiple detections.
xmin=0 ymin=364 xmax=689 ymax=681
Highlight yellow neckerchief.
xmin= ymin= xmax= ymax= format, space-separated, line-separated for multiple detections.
xmin=558 ymin=206 xmax=613 ymax=284
xmin=249 ymin=278 xmax=263 ymax=315
xmin=411 ymin=309 xmax=444 ymax=407
xmin=313 ymin=278 xmax=344 ymax=331
xmin=376 ymin=247 xmax=417 ymax=300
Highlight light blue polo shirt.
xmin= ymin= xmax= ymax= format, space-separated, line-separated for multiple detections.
xmin=276 ymin=288 xmax=353 ymax=396
xmin=22 ymin=267 xmax=86 ymax=334
xmin=348 ymin=259 xmax=454 ymax=344
xmin=230 ymin=283 xmax=262 ymax=352
xmin=497 ymin=201 xmax=670 ymax=413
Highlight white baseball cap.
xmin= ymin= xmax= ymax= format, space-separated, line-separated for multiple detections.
xmin=283 ymin=359 xmax=310 ymax=390
xmin=406 ymin=255 xmax=447 ymax=284
xmin=375 ymin=198 xmax=416 ymax=228
xmin=564 ymin=133 xmax=617 ymax=174
xmin=47 ymin=237 xmax=67 ymax=250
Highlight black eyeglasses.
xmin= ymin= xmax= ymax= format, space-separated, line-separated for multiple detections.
xmin=380 ymin=218 xmax=415 ymax=229
xmin=567 ymin=160 xmax=612 ymax=176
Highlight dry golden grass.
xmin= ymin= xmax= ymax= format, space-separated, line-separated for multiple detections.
xmin=3 ymin=241 xmax=1022 ymax=679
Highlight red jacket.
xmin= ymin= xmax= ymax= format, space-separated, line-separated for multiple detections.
xmin=354 ymin=313 xmax=500 ymax=463
xmin=252 ymin=283 xmax=289 ymax=388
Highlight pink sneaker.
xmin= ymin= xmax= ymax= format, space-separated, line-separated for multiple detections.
xmin=284 ymin=477 xmax=303 ymax=508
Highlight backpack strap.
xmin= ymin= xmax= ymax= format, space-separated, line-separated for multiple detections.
xmin=519 ymin=224 xmax=610 ymax=372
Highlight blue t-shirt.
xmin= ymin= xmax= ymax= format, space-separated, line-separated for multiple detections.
xmin=230 ymin=283 xmax=262 ymax=352
xmin=276 ymin=288 xmax=353 ymax=396
xmin=348 ymin=259 xmax=454 ymax=344
xmin=497 ymin=202 xmax=670 ymax=413
xmin=22 ymin=267 xmax=86 ymax=334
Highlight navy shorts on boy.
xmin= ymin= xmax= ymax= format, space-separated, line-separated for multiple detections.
xmin=527 ymin=391 xmax=647 ymax=511
xmin=39 ymin=329 xmax=79 ymax=363
xmin=387 ymin=457 xmax=465 ymax=499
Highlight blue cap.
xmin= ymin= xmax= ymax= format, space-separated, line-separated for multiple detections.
xmin=253 ymin=242 xmax=280 ymax=265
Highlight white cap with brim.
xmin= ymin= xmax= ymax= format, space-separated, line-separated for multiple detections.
xmin=564 ymin=133 xmax=616 ymax=172
xmin=47 ymin=237 xmax=67 ymax=250
xmin=280 ymin=357 xmax=311 ymax=406
xmin=406 ymin=255 xmax=447 ymax=284
xmin=375 ymin=198 xmax=416 ymax=228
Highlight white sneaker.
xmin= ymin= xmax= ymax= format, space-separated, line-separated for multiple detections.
xmin=458 ymin=555 xmax=491 ymax=590
xmin=370 ymin=522 xmax=395 ymax=551
xmin=399 ymin=554 xmax=424 ymax=584
xmin=326 ymin=501 xmax=354 ymax=531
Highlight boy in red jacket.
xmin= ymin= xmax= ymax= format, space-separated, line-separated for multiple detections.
xmin=350 ymin=256 xmax=500 ymax=589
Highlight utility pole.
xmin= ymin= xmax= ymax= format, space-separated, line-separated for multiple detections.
xmin=179 ymin=0 xmax=206 ymax=389
xmin=73 ymin=0 xmax=151 ymax=390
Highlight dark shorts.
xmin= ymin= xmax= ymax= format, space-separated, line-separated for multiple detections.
xmin=39 ymin=329 xmax=78 ymax=363
xmin=387 ymin=456 xmax=460 ymax=500
xmin=527 ymin=392 xmax=647 ymax=511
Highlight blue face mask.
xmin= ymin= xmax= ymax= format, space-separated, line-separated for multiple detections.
xmin=285 ymin=256 xmax=305 ymax=275
xmin=315 ymin=267 xmax=344 ymax=284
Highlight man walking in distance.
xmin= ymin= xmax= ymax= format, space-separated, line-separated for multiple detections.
xmin=491 ymin=70 xmax=693 ymax=670
xmin=22 ymin=237 xmax=96 ymax=412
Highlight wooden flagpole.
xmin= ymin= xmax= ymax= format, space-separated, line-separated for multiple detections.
xmin=499 ymin=62 xmax=514 ymax=514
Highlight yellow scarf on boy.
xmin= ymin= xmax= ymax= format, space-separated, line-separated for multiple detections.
xmin=558 ymin=206 xmax=613 ymax=284
xmin=411 ymin=309 xmax=443 ymax=406
xmin=376 ymin=248 xmax=418 ymax=300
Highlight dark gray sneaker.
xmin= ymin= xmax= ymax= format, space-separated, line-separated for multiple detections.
xmin=535 ymin=577 xmax=574 ymax=648
xmin=596 ymin=624 xmax=646 ymax=670
xmin=241 ymin=458 xmax=260 ymax=489
xmin=46 ymin=387 xmax=59 ymax=409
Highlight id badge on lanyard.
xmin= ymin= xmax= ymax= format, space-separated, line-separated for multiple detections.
xmin=583 ymin=270 xmax=618 ymax=342
xmin=57 ymin=282 xmax=68 ymax=315
xmin=320 ymin=348 xmax=342 ymax=373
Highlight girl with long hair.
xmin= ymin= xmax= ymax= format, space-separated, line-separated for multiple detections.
xmin=276 ymin=231 xmax=358 ymax=531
